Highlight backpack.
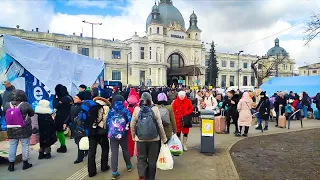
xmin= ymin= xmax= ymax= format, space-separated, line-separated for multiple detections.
xmin=108 ymin=110 xmax=128 ymax=140
xmin=135 ymin=106 xmax=158 ymax=140
xmin=159 ymin=105 xmax=170 ymax=126
xmin=73 ymin=100 xmax=103 ymax=138
xmin=5 ymin=102 xmax=25 ymax=128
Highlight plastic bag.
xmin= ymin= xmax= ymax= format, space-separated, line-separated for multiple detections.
xmin=157 ymin=144 xmax=174 ymax=170
xmin=167 ymin=134 xmax=183 ymax=156
xmin=134 ymin=142 xmax=138 ymax=156
xmin=79 ymin=137 xmax=89 ymax=150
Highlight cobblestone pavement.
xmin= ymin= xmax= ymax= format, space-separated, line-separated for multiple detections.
xmin=0 ymin=120 xmax=319 ymax=180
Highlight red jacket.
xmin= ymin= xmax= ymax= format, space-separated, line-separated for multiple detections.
xmin=172 ymin=97 xmax=193 ymax=122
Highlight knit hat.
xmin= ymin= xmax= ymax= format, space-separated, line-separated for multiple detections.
xmin=100 ymin=89 xmax=111 ymax=99
xmin=260 ymin=91 xmax=266 ymax=96
xmin=140 ymin=92 xmax=152 ymax=102
xmin=112 ymin=95 xmax=124 ymax=103
xmin=157 ymin=93 xmax=168 ymax=102
xmin=79 ymin=84 xmax=87 ymax=89
xmin=35 ymin=100 xmax=53 ymax=114
xmin=127 ymin=95 xmax=139 ymax=105
xmin=77 ymin=91 xmax=86 ymax=101
xmin=178 ymin=91 xmax=186 ymax=97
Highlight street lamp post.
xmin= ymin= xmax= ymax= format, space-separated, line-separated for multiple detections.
xmin=126 ymin=52 xmax=132 ymax=85
xmin=82 ymin=20 xmax=102 ymax=58
xmin=237 ymin=50 xmax=244 ymax=90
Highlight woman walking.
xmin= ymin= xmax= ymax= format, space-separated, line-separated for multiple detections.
xmin=237 ymin=92 xmax=253 ymax=137
xmin=4 ymin=90 xmax=34 ymax=171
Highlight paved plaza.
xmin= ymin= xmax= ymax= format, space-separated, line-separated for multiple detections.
xmin=0 ymin=119 xmax=319 ymax=180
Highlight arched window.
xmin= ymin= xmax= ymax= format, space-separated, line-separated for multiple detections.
xmin=195 ymin=33 xmax=198 ymax=40
xmin=188 ymin=34 xmax=190 ymax=38
xmin=149 ymin=27 xmax=152 ymax=35
xmin=157 ymin=27 xmax=160 ymax=34
xmin=167 ymin=53 xmax=184 ymax=69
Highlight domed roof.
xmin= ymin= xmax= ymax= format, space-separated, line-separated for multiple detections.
xmin=190 ymin=11 xmax=197 ymax=19
xmin=152 ymin=3 xmax=158 ymax=12
xmin=146 ymin=1 xmax=185 ymax=30
xmin=267 ymin=38 xmax=288 ymax=57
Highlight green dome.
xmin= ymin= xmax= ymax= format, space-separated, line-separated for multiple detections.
xmin=146 ymin=1 xmax=185 ymax=30
xmin=267 ymin=38 xmax=288 ymax=57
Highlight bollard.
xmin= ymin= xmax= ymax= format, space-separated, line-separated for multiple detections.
xmin=200 ymin=110 xmax=215 ymax=154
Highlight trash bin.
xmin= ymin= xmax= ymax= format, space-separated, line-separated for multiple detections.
xmin=200 ymin=110 xmax=215 ymax=153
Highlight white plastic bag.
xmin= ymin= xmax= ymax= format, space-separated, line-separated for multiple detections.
xmin=167 ymin=134 xmax=183 ymax=156
xmin=157 ymin=144 xmax=174 ymax=170
xmin=79 ymin=137 xmax=89 ymax=150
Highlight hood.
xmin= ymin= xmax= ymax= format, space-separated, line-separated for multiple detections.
xmin=91 ymin=87 xmax=99 ymax=99
xmin=60 ymin=86 xmax=69 ymax=97
xmin=129 ymin=88 xmax=140 ymax=99
xmin=35 ymin=100 xmax=53 ymax=114
xmin=93 ymin=96 xmax=111 ymax=106
xmin=10 ymin=89 xmax=28 ymax=102
xmin=6 ymin=85 xmax=15 ymax=91
xmin=241 ymin=92 xmax=252 ymax=103
xmin=55 ymin=84 xmax=63 ymax=98
xmin=112 ymin=101 xmax=125 ymax=112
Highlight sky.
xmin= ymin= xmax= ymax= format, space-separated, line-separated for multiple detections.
xmin=1 ymin=0 xmax=320 ymax=67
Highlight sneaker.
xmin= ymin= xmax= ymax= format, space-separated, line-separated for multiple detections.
xmin=22 ymin=161 xmax=32 ymax=170
xmin=126 ymin=164 xmax=132 ymax=172
xmin=275 ymin=124 xmax=278 ymax=127
xmin=263 ymin=126 xmax=268 ymax=131
xmin=111 ymin=172 xmax=120 ymax=180
xmin=74 ymin=159 xmax=83 ymax=164
xmin=242 ymin=134 xmax=248 ymax=137
xmin=235 ymin=133 xmax=241 ymax=137
xmin=45 ymin=153 xmax=51 ymax=159
xmin=57 ymin=146 xmax=67 ymax=153
xmin=38 ymin=152 xmax=46 ymax=160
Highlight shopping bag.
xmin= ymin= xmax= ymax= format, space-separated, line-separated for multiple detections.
xmin=157 ymin=144 xmax=174 ymax=170
xmin=134 ymin=142 xmax=138 ymax=156
xmin=79 ymin=137 xmax=89 ymax=150
xmin=167 ymin=134 xmax=183 ymax=156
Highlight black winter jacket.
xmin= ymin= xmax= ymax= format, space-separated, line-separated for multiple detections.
xmin=257 ymin=97 xmax=270 ymax=120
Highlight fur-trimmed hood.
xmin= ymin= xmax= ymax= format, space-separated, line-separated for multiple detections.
xmin=35 ymin=100 xmax=53 ymax=114
xmin=93 ymin=96 xmax=111 ymax=107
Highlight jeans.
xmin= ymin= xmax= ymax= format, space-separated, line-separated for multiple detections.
xmin=9 ymin=138 xmax=30 ymax=162
xmin=110 ymin=134 xmax=131 ymax=172
xmin=137 ymin=141 xmax=160 ymax=180
xmin=302 ymin=105 xmax=308 ymax=118
xmin=88 ymin=134 xmax=109 ymax=175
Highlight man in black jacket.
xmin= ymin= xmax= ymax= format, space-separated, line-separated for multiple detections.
xmin=222 ymin=90 xmax=240 ymax=135
xmin=256 ymin=91 xmax=271 ymax=130
xmin=273 ymin=92 xmax=286 ymax=127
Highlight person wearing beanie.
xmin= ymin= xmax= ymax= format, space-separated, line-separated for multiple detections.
xmin=35 ymin=100 xmax=56 ymax=160
xmin=131 ymin=92 xmax=168 ymax=180
xmin=256 ymin=91 xmax=270 ymax=131
xmin=155 ymin=92 xmax=177 ymax=139
xmin=172 ymin=91 xmax=193 ymax=151
xmin=106 ymin=94 xmax=132 ymax=179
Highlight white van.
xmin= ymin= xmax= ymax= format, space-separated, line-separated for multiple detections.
xmin=227 ymin=86 xmax=255 ymax=92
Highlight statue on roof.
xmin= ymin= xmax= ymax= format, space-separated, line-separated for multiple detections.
xmin=167 ymin=21 xmax=184 ymax=31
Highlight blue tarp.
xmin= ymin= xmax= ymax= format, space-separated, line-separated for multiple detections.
xmin=260 ymin=76 xmax=320 ymax=97
xmin=3 ymin=34 xmax=104 ymax=96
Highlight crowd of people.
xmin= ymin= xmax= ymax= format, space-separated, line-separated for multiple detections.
xmin=1 ymin=80 xmax=320 ymax=180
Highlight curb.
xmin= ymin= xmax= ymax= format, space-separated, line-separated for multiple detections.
xmin=226 ymin=127 xmax=320 ymax=180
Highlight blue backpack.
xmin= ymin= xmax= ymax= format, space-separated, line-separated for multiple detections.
xmin=108 ymin=110 xmax=128 ymax=140
xmin=73 ymin=100 xmax=102 ymax=138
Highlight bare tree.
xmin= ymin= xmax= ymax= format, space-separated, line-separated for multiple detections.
xmin=304 ymin=12 xmax=320 ymax=46
xmin=251 ymin=56 xmax=287 ymax=87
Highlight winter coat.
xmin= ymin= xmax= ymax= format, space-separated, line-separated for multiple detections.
xmin=274 ymin=96 xmax=287 ymax=113
xmin=35 ymin=106 xmax=57 ymax=147
xmin=168 ymin=91 xmax=178 ymax=104
xmin=257 ymin=97 xmax=270 ymax=120
xmin=54 ymin=86 xmax=73 ymax=132
xmin=130 ymin=106 xmax=168 ymax=143
xmin=172 ymin=97 xmax=193 ymax=124
xmin=237 ymin=93 xmax=253 ymax=127
xmin=222 ymin=94 xmax=240 ymax=118
xmin=155 ymin=103 xmax=177 ymax=139
xmin=2 ymin=85 xmax=15 ymax=108
xmin=106 ymin=101 xmax=132 ymax=133
xmin=300 ymin=92 xmax=311 ymax=106
xmin=151 ymin=90 xmax=158 ymax=104
xmin=195 ymin=94 xmax=203 ymax=110
xmin=203 ymin=95 xmax=218 ymax=110
xmin=4 ymin=90 xmax=34 ymax=139
xmin=64 ymin=103 xmax=82 ymax=130
xmin=93 ymin=97 xmax=111 ymax=129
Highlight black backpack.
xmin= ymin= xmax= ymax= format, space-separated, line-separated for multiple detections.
xmin=135 ymin=106 xmax=158 ymax=140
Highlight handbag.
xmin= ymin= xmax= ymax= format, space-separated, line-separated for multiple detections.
xmin=181 ymin=114 xmax=192 ymax=128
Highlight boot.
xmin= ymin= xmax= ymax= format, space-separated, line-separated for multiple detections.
xmin=22 ymin=161 xmax=32 ymax=170
xmin=45 ymin=153 xmax=51 ymax=159
xmin=182 ymin=136 xmax=188 ymax=152
xmin=57 ymin=145 xmax=67 ymax=153
xmin=38 ymin=152 xmax=46 ymax=160
xmin=263 ymin=126 xmax=268 ymax=131
xmin=8 ymin=162 xmax=14 ymax=172
xmin=255 ymin=124 xmax=262 ymax=130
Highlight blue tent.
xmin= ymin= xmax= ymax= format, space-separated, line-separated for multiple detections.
xmin=260 ymin=76 xmax=320 ymax=97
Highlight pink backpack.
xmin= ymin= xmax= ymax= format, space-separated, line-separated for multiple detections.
xmin=5 ymin=102 xmax=25 ymax=128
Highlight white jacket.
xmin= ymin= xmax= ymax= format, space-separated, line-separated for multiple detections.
xmin=204 ymin=95 xmax=218 ymax=110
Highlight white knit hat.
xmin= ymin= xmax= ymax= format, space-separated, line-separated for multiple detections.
xmin=35 ymin=100 xmax=53 ymax=114
xmin=178 ymin=91 xmax=186 ymax=97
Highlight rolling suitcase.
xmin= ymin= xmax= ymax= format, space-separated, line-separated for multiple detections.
xmin=278 ymin=107 xmax=286 ymax=128
xmin=214 ymin=111 xmax=226 ymax=134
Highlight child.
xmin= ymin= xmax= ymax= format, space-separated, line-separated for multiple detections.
xmin=35 ymin=100 xmax=57 ymax=159
xmin=285 ymin=100 xmax=294 ymax=120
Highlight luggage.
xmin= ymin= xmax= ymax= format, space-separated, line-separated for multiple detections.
xmin=278 ymin=115 xmax=286 ymax=128
xmin=214 ymin=111 xmax=226 ymax=133
xmin=315 ymin=110 xmax=320 ymax=120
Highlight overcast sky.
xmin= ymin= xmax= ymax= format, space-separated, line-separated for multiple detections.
xmin=1 ymin=0 xmax=320 ymax=67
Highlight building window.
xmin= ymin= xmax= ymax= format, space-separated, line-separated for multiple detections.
xmin=304 ymin=70 xmax=306 ymax=74
xmin=112 ymin=70 xmax=121 ymax=80
xmin=78 ymin=47 xmax=89 ymax=56
xmin=290 ymin=65 xmax=292 ymax=71
xmin=221 ymin=75 xmax=226 ymax=87
xmin=243 ymin=76 xmax=248 ymax=86
xmin=195 ymin=33 xmax=198 ymax=40
xmin=157 ymin=27 xmax=160 ymax=34
xmin=243 ymin=62 xmax=248 ymax=69
xmin=149 ymin=68 xmax=152 ymax=75
xmin=188 ymin=34 xmax=190 ymax=38
xmin=230 ymin=61 xmax=235 ymax=68
xmin=221 ymin=60 xmax=227 ymax=67
xmin=230 ymin=76 xmax=235 ymax=86
xmin=129 ymin=68 xmax=132 ymax=76
xmin=149 ymin=47 xmax=152 ymax=59
xmin=140 ymin=47 xmax=145 ymax=59
xmin=149 ymin=27 xmax=152 ymax=35
xmin=168 ymin=53 xmax=184 ymax=69
xmin=312 ymin=70 xmax=317 ymax=74
xmin=59 ymin=45 xmax=71 ymax=51
xmin=258 ymin=64 xmax=262 ymax=69
xmin=112 ymin=50 xmax=121 ymax=59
